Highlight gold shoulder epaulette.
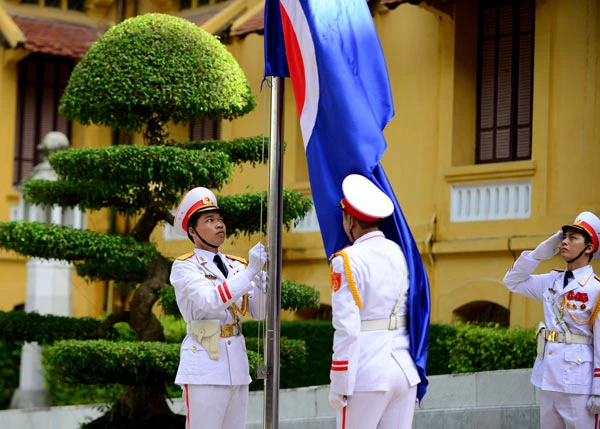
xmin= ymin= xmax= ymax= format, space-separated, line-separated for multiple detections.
xmin=552 ymin=269 xmax=565 ymax=273
xmin=225 ymin=254 xmax=248 ymax=265
xmin=595 ymin=274 xmax=600 ymax=282
xmin=329 ymin=247 xmax=350 ymax=262
xmin=176 ymin=252 xmax=195 ymax=261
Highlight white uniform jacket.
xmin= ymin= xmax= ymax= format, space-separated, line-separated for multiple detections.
xmin=504 ymin=251 xmax=600 ymax=395
xmin=329 ymin=231 xmax=421 ymax=396
xmin=170 ymin=248 xmax=266 ymax=386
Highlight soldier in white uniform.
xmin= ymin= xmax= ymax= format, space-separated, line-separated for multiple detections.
xmin=169 ymin=187 xmax=268 ymax=429
xmin=504 ymin=211 xmax=600 ymax=429
xmin=328 ymin=174 xmax=421 ymax=429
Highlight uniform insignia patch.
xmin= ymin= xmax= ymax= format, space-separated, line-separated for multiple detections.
xmin=225 ymin=254 xmax=248 ymax=265
xmin=331 ymin=272 xmax=342 ymax=292
xmin=176 ymin=252 xmax=194 ymax=261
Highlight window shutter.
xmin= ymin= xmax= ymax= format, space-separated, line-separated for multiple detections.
xmin=476 ymin=0 xmax=534 ymax=164
xmin=13 ymin=55 xmax=73 ymax=186
xmin=190 ymin=118 xmax=221 ymax=142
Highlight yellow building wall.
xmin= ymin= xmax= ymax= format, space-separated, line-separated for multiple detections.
xmin=2 ymin=0 xmax=600 ymax=330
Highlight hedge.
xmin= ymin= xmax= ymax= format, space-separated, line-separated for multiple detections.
xmin=1 ymin=320 xmax=538 ymax=409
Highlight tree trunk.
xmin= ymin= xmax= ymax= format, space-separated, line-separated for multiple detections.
xmin=87 ymin=255 xmax=181 ymax=428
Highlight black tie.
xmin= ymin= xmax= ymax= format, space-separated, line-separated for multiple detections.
xmin=213 ymin=254 xmax=228 ymax=277
xmin=563 ymin=270 xmax=573 ymax=287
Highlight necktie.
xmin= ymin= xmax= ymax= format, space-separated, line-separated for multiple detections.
xmin=213 ymin=254 xmax=228 ymax=277
xmin=563 ymin=270 xmax=573 ymax=287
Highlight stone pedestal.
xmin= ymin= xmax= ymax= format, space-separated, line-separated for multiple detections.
xmin=10 ymin=259 xmax=72 ymax=409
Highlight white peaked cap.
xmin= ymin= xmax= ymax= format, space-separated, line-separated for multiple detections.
xmin=562 ymin=211 xmax=600 ymax=257
xmin=173 ymin=187 xmax=220 ymax=236
xmin=340 ymin=174 xmax=394 ymax=222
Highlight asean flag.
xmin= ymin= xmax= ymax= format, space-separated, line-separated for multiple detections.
xmin=264 ymin=0 xmax=431 ymax=402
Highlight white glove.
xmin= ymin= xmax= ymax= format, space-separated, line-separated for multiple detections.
xmin=247 ymin=242 xmax=268 ymax=279
xmin=587 ymin=395 xmax=600 ymax=414
xmin=328 ymin=390 xmax=347 ymax=412
xmin=253 ymin=271 xmax=269 ymax=293
xmin=530 ymin=230 xmax=562 ymax=260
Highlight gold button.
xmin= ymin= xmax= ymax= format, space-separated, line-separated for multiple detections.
xmin=578 ymin=358 xmax=582 ymax=364
xmin=548 ymin=350 xmax=553 ymax=355
xmin=192 ymin=346 xmax=197 ymax=351
xmin=227 ymin=340 xmax=232 ymax=345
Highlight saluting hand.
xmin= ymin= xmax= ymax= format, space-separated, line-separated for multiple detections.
xmin=530 ymin=230 xmax=562 ymax=261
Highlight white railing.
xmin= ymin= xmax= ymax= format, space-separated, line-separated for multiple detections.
xmin=451 ymin=179 xmax=531 ymax=222
xmin=10 ymin=196 xmax=85 ymax=229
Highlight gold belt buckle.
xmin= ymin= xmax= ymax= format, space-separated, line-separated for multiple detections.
xmin=221 ymin=325 xmax=234 ymax=338
xmin=547 ymin=330 xmax=558 ymax=342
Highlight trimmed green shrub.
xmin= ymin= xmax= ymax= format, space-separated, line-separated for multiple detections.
xmin=0 ymin=311 xmax=118 ymax=344
xmin=426 ymin=323 xmax=459 ymax=375
xmin=0 ymin=341 xmax=21 ymax=409
xmin=244 ymin=320 xmax=334 ymax=388
xmin=445 ymin=323 xmax=536 ymax=373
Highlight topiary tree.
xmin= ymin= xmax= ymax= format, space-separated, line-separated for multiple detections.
xmin=0 ymin=13 xmax=315 ymax=428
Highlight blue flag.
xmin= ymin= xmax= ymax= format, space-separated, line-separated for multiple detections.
xmin=264 ymin=0 xmax=431 ymax=401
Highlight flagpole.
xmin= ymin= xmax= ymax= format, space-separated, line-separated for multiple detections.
xmin=265 ymin=76 xmax=284 ymax=429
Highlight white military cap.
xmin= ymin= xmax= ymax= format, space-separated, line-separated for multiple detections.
xmin=340 ymin=174 xmax=394 ymax=222
xmin=562 ymin=211 xmax=600 ymax=256
xmin=173 ymin=187 xmax=220 ymax=236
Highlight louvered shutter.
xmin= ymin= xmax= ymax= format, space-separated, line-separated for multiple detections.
xmin=476 ymin=0 xmax=534 ymax=163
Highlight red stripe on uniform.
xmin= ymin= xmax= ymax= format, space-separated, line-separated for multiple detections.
xmin=217 ymin=285 xmax=227 ymax=303
xmin=185 ymin=385 xmax=191 ymax=429
xmin=223 ymin=282 xmax=232 ymax=300
xmin=342 ymin=406 xmax=346 ymax=429
xmin=331 ymin=360 xmax=349 ymax=371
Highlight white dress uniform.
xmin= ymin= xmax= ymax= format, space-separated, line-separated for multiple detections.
xmin=169 ymin=186 xmax=267 ymax=429
xmin=504 ymin=253 xmax=600 ymax=428
xmin=170 ymin=249 xmax=266 ymax=428
xmin=329 ymin=232 xmax=420 ymax=429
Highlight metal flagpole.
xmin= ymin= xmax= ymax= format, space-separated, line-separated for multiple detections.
xmin=264 ymin=76 xmax=284 ymax=428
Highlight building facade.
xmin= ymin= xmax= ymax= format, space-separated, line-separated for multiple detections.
xmin=1 ymin=0 xmax=599 ymax=329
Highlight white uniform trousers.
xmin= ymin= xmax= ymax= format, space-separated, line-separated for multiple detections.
xmin=336 ymin=361 xmax=417 ymax=429
xmin=183 ymin=384 xmax=248 ymax=429
xmin=540 ymin=390 xmax=598 ymax=429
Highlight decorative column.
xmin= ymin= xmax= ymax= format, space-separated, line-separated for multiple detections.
xmin=10 ymin=131 xmax=84 ymax=409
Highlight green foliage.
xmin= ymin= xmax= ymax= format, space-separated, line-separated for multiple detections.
xmin=243 ymin=337 xmax=308 ymax=391
xmin=219 ymin=190 xmax=313 ymax=238
xmin=24 ymin=146 xmax=233 ymax=214
xmin=0 ymin=318 xmax=539 ymax=409
xmin=244 ymin=320 xmax=334 ymax=388
xmin=158 ymin=279 xmax=320 ymax=318
xmin=44 ymin=340 xmax=179 ymax=385
xmin=0 ymin=311 xmax=118 ymax=344
xmin=444 ymin=323 xmax=536 ymax=374
xmin=0 ymin=341 xmax=21 ymax=409
xmin=280 ymin=280 xmax=320 ymax=312
xmin=170 ymin=136 xmax=271 ymax=167
xmin=426 ymin=323 xmax=459 ymax=375
xmin=157 ymin=287 xmax=181 ymax=320
xmin=0 ymin=222 xmax=158 ymax=282
xmin=59 ymin=13 xmax=255 ymax=132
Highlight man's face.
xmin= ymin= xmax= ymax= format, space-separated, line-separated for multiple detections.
xmin=189 ymin=210 xmax=226 ymax=250
xmin=560 ymin=228 xmax=591 ymax=262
